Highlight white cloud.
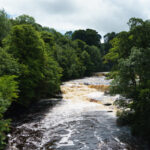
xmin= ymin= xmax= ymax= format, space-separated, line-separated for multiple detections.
xmin=1 ymin=0 xmax=150 ymax=36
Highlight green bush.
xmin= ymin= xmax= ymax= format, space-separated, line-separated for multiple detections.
xmin=0 ymin=48 xmax=20 ymax=76
xmin=116 ymin=110 xmax=133 ymax=126
xmin=131 ymin=89 xmax=150 ymax=140
xmin=0 ymin=75 xmax=18 ymax=149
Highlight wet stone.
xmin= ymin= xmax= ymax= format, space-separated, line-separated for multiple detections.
xmin=57 ymin=145 xmax=79 ymax=150
xmin=107 ymin=110 xmax=113 ymax=112
xmin=104 ymin=103 xmax=112 ymax=106
xmin=85 ymin=138 xmax=99 ymax=145
xmin=56 ymin=129 xmax=69 ymax=135
xmin=43 ymin=137 xmax=61 ymax=149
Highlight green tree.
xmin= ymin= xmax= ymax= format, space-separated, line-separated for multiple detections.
xmin=0 ymin=76 xmax=18 ymax=149
xmin=103 ymin=32 xmax=116 ymax=55
xmin=0 ymin=10 xmax=11 ymax=46
xmin=7 ymin=24 xmax=48 ymax=105
xmin=54 ymin=44 xmax=84 ymax=79
xmin=0 ymin=48 xmax=20 ymax=76
xmin=85 ymin=45 xmax=102 ymax=71
xmin=106 ymin=18 xmax=150 ymax=141
xmin=11 ymin=14 xmax=43 ymax=31
xmin=65 ymin=31 xmax=73 ymax=39
xmin=127 ymin=17 xmax=143 ymax=30
xmin=37 ymin=54 xmax=62 ymax=97
xmin=101 ymin=32 xmax=116 ymax=71
xmin=15 ymin=14 xmax=35 ymax=25
xmin=80 ymin=51 xmax=93 ymax=75
xmin=72 ymin=29 xmax=101 ymax=47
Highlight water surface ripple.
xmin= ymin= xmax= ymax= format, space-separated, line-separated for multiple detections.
xmin=6 ymin=74 xmax=148 ymax=150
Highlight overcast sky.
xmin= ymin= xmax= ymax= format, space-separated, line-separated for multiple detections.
xmin=1 ymin=0 xmax=150 ymax=36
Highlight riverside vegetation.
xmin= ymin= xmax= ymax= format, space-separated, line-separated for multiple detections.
xmin=104 ymin=18 xmax=150 ymax=143
xmin=0 ymin=9 xmax=150 ymax=149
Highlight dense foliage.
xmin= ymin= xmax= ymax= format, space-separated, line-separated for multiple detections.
xmin=105 ymin=18 xmax=150 ymax=141
xmin=102 ymin=32 xmax=116 ymax=71
xmin=0 ymin=10 xmax=106 ymax=148
xmin=0 ymin=76 xmax=18 ymax=149
xmin=5 ymin=24 xmax=62 ymax=105
xmin=72 ymin=29 xmax=101 ymax=47
xmin=0 ymin=10 xmax=11 ymax=46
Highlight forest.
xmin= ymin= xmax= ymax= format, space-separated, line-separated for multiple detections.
xmin=0 ymin=9 xmax=150 ymax=148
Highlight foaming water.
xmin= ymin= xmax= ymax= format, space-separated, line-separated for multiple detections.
xmin=6 ymin=73 xmax=148 ymax=150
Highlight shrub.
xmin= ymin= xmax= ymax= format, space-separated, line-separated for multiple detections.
xmin=0 ymin=75 xmax=18 ymax=149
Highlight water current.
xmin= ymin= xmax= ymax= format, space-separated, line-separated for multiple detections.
xmin=6 ymin=73 xmax=148 ymax=150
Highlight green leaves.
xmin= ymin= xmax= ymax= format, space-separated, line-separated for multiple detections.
xmin=107 ymin=17 xmax=150 ymax=141
xmin=5 ymin=24 xmax=63 ymax=105
xmin=15 ymin=14 xmax=35 ymax=25
xmin=0 ymin=75 xmax=18 ymax=149
xmin=0 ymin=48 xmax=20 ymax=76
xmin=7 ymin=25 xmax=46 ymax=104
xmin=72 ymin=29 xmax=101 ymax=47
xmin=0 ymin=76 xmax=18 ymax=114
xmin=0 ymin=10 xmax=11 ymax=46
xmin=0 ymin=119 xmax=11 ymax=149
xmin=127 ymin=17 xmax=143 ymax=30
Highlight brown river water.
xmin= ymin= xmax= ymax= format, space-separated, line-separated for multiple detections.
xmin=6 ymin=73 xmax=149 ymax=150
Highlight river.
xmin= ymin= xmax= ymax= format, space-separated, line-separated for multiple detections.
xmin=6 ymin=73 xmax=148 ymax=150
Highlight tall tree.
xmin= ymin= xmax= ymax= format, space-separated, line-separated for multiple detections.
xmin=6 ymin=24 xmax=56 ymax=105
xmin=72 ymin=29 xmax=101 ymax=47
xmin=0 ymin=10 xmax=11 ymax=46
xmin=15 ymin=14 xmax=35 ymax=25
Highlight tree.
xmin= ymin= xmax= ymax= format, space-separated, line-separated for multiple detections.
xmin=54 ymin=44 xmax=85 ymax=79
xmin=127 ymin=17 xmax=143 ymax=30
xmin=85 ymin=29 xmax=101 ymax=47
xmin=0 ymin=75 xmax=18 ymax=149
xmin=106 ymin=18 xmax=150 ymax=141
xmin=0 ymin=48 xmax=20 ymax=76
xmin=40 ymin=31 xmax=62 ymax=97
xmin=104 ymin=31 xmax=132 ymax=67
xmin=11 ymin=14 xmax=43 ymax=31
xmin=37 ymin=54 xmax=62 ymax=97
xmin=80 ymin=51 xmax=94 ymax=75
xmin=102 ymin=32 xmax=116 ymax=71
xmin=6 ymin=24 xmax=62 ymax=105
xmin=41 ymin=31 xmax=55 ymax=48
xmin=72 ymin=29 xmax=101 ymax=47
xmin=65 ymin=31 xmax=73 ymax=39
xmin=15 ymin=14 xmax=35 ymax=25
xmin=104 ymin=32 xmax=116 ymax=43
xmin=0 ymin=10 xmax=11 ymax=46
xmin=85 ymin=45 xmax=102 ymax=71
xmin=7 ymin=24 xmax=48 ymax=105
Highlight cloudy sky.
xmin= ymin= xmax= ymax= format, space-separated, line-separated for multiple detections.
xmin=0 ymin=0 xmax=150 ymax=36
